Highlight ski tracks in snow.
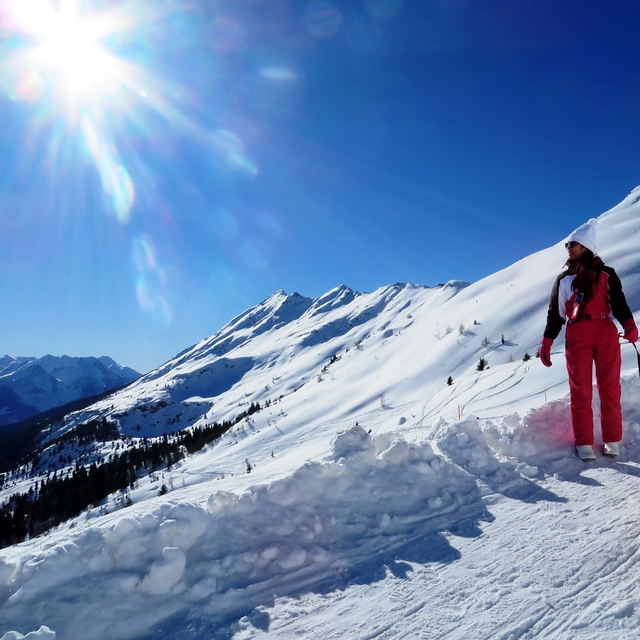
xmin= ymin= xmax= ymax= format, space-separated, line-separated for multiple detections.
xmin=503 ymin=474 xmax=640 ymax=639
xmin=398 ymin=469 xmax=640 ymax=640
xmin=236 ymin=396 xmax=640 ymax=640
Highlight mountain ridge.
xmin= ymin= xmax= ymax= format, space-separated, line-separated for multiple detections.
xmin=51 ymin=186 xmax=640 ymax=441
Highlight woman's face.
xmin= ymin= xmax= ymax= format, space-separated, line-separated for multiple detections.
xmin=567 ymin=241 xmax=587 ymax=261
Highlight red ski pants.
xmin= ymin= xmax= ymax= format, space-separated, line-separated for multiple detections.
xmin=565 ymin=318 xmax=622 ymax=446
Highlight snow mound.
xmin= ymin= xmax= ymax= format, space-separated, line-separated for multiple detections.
xmin=3 ymin=377 xmax=640 ymax=637
xmin=0 ymin=628 xmax=55 ymax=640
xmin=0 ymin=427 xmax=491 ymax=638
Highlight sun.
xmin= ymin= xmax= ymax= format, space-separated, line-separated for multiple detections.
xmin=6 ymin=0 xmax=121 ymax=107
xmin=3 ymin=0 xmax=142 ymax=219
xmin=35 ymin=2 xmax=117 ymax=106
xmin=35 ymin=7 xmax=110 ymax=98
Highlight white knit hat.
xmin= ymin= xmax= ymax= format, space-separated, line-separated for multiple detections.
xmin=566 ymin=218 xmax=598 ymax=254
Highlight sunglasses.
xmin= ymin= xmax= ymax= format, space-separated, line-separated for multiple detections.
xmin=565 ymin=241 xmax=580 ymax=249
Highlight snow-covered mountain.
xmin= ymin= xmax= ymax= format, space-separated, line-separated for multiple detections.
xmin=0 ymin=188 xmax=640 ymax=640
xmin=0 ymin=355 xmax=140 ymax=427
xmin=53 ymin=184 xmax=640 ymax=442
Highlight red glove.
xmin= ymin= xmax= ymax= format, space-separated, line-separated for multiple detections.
xmin=623 ymin=319 xmax=638 ymax=343
xmin=539 ymin=337 xmax=553 ymax=367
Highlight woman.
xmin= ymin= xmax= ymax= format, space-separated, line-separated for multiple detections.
xmin=540 ymin=218 xmax=638 ymax=461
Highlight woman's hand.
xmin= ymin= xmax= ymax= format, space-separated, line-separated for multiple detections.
xmin=539 ymin=337 xmax=553 ymax=367
xmin=623 ymin=319 xmax=638 ymax=343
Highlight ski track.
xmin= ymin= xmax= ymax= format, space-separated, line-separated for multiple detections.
xmin=235 ymin=465 xmax=640 ymax=640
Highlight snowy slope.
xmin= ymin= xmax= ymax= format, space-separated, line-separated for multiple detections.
xmin=0 ymin=356 xmax=140 ymax=427
xmin=1 ymin=188 xmax=640 ymax=640
xmin=52 ymin=186 xmax=640 ymax=441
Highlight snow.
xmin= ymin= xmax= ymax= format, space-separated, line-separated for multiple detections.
xmin=1 ymin=189 xmax=640 ymax=639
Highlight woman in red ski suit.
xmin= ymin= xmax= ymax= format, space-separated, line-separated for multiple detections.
xmin=540 ymin=218 xmax=638 ymax=461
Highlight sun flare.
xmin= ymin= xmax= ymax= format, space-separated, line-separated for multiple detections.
xmin=34 ymin=8 xmax=110 ymax=97
xmin=6 ymin=0 xmax=122 ymax=107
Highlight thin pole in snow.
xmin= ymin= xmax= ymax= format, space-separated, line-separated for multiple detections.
xmin=457 ymin=405 xmax=461 ymax=420
xmin=544 ymin=388 xmax=547 ymax=402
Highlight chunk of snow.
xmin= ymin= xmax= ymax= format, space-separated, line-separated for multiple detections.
xmin=138 ymin=547 xmax=187 ymax=596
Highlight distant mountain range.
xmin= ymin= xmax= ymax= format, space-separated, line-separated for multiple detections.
xmin=0 ymin=355 xmax=140 ymax=427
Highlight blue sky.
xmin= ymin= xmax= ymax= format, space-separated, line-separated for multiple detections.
xmin=1 ymin=0 xmax=640 ymax=374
